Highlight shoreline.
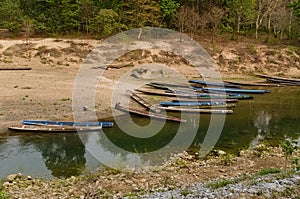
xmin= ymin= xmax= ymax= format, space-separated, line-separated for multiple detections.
xmin=1 ymin=145 xmax=299 ymax=198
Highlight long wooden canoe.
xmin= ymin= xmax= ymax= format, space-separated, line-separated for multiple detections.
xmin=189 ymin=80 xmax=241 ymax=88
xmin=150 ymin=82 xmax=192 ymax=88
xmin=202 ymin=87 xmax=270 ymax=94
xmin=115 ymin=103 xmax=186 ymax=123
xmin=224 ymin=80 xmax=283 ymax=87
xmin=8 ymin=125 xmax=102 ymax=133
xmin=160 ymin=101 xmax=227 ymax=107
xmin=158 ymin=106 xmax=233 ymax=114
xmin=135 ymin=89 xmax=253 ymax=99
xmin=264 ymin=78 xmax=300 ymax=86
xmin=126 ymin=90 xmax=160 ymax=113
xmin=256 ymin=73 xmax=300 ymax=84
xmin=23 ymin=120 xmax=113 ymax=128
xmin=172 ymin=99 xmax=238 ymax=103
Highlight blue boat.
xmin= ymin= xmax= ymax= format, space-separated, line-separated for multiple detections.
xmin=160 ymin=101 xmax=227 ymax=107
xmin=189 ymin=80 xmax=240 ymax=88
xmin=203 ymin=87 xmax=270 ymax=94
xmin=23 ymin=120 xmax=114 ymax=128
xmin=165 ymin=90 xmax=252 ymax=98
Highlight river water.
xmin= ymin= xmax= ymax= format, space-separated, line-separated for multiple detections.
xmin=0 ymin=87 xmax=299 ymax=179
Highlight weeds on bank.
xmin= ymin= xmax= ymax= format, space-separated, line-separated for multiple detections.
xmin=257 ymin=168 xmax=281 ymax=176
xmin=281 ymin=139 xmax=298 ymax=174
xmin=0 ymin=186 xmax=9 ymax=199
xmin=206 ymin=178 xmax=235 ymax=190
xmin=180 ymin=187 xmax=191 ymax=196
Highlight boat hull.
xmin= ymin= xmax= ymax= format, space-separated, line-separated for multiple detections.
xmin=23 ymin=120 xmax=113 ymax=128
xmin=8 ymin=125 xmax=102 ymax=133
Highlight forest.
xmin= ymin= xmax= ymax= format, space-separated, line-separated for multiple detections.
xmin=0 ymin=0 xmax=299 ymax=42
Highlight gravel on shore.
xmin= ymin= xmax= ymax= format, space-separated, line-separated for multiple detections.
xmin=139 ymin=171 xmax=300 ymax=199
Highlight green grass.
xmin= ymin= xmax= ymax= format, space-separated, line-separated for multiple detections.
xmin=206 ymin=178 xmax=235 ymax=190
xmin=0 ymin=190 xmax=10 ymax=199
xmin=257 ymin=168 xmax=281 ymax=176
xmin=180 ymin=187 xmax=191 ymax=196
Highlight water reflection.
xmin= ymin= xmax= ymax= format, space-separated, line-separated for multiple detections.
xmin=251 ymin=111 xmax=272 ymax=148
xmin=11 ymin=133 xmax=86 ymax=178
xmin=0 ymin=87 xmax=299 ymax=179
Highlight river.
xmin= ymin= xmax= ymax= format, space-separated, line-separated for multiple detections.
xmin=0 ymin=87 xmax=299 ymax=179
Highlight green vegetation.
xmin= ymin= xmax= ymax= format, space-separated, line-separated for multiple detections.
xmin=206 ymin=178 xmax=235 ymax=190
xmin=257 ymin=168 xmax=281 ymax=176
xmin=281 ymin=139 xmax=298 ymax=173
xmin=180 ymin=187 xmax=191 ymax=196
xmin=0 ymin=186 xmax=9 ymax=199
xmin=0 ymin=0 xmax=298 ymax=43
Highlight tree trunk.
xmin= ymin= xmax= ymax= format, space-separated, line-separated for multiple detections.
xmin=236 ymin=14 xmax=240 ymax=33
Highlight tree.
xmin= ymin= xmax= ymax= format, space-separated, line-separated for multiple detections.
xmin=120 ymin=0 xmax=163 ymax=29
xmin=290 ymin=0 xmax=300 ymax=18
xmin=78 ymin=0 xmax=96 ymax=34
xmin=158 ymin=0 xmax=180 ymax=25
xmin=23 ymin=16 xmax=35 ymax=43
xmin=255 ymin=0 xmax=281 ymax=39
xmin=90 ymin=9 xmax=126 ymax=37
xmin=59 ymin=0 xmax=80 ymax=33
xmin=174 ymin=6 xmax=200 ymax=35
xmin=205 ymin=5 xmax=225 ymax=42
xmin=0 ymin=0 xmax=23 ymax=32
xmin=227 ymin=0 xmax=256 ymax=33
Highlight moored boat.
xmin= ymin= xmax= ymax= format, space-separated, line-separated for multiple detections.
xmin=8 ymin=125 xmax=102 ymax=133
xmin=189 ymin=80 xmax=241 ymax=88
xmin=158 ymin=106 xmax=233 ymax=114
xmin=136 ymin=89 xmax=253 ymax=99
xmin=160 ymin=101 xmax=227 ymax=107
xmin=256 ymin=73 xmax=300 ymax=84
xmin=203 ymin=87 xmax=270 ymax=94
xmin=115 ymin=103 xmax=186 ymax=123
xmin=23 ymin=120 xmax=113 ymax=128
xmin=223 ymin=80 xmax=283 ymax=87
xmin=172 ymin=99 xmax=238 ymax=103
xmin=126 ymin=90 xmax=160 ymax=113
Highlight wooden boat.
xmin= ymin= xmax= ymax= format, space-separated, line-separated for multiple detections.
xmin=160 ymin=101 xmax=227 ymax=107
xmin=172 ymin=99 xmax=238 ymax=103
xmin=8 ymin=125 xmax=102 ymax=133
xmin=256 ymin=73 xmax=300 ymax=84
xmin=150 ymin=82 xmax=192 ymax=88
xmin=158 ymin=106 xmax=233 ymax=114
xmin=264 ymin=78 xmax=300 ymax=86
xmin=136 ymin=89 xmax=253 ymax=99
xmin=115 ymin=103 xmax=186 ymax=123
xmin=189 ymin=80 xmax=241 ymax=88
xmin=202 ymin=87 xmax=270 ymax=94
xmin=126 ymin=90 xmax=160 ymax=113
xmin=146 ymin=83 xmax=202 ymax=92
xmin=224 ymin=80 xmax=283 ymax=87
xmin=23 ymin=120 xmax=113 ymax=128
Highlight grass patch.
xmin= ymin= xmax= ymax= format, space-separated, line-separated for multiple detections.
xmin=206 ymin=178 xmax=235 ymax=189
xmin=257 ymin=168 xmax=281 ymax=176
xmin=0 ymin=190 xmax=10 ymax=199
xmin=180 ymin=187 xmax=191 ymax=196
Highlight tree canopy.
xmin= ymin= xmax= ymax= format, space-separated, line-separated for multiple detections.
xmin=0 ymin=0 xmax=298 ymax=41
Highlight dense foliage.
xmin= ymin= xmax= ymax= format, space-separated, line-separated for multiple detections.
xmin=0 ymin=0 xmax=299 ymax=41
